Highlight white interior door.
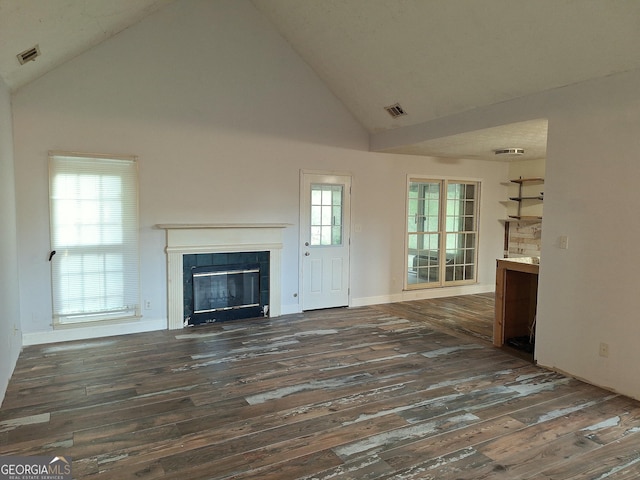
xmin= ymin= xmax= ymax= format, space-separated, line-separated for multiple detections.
xmin=300 ymin=172 xmax=351 ymax=311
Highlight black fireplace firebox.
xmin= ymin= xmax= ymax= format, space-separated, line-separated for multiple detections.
xmin=183 ymin=252 xmax=269 ymax=326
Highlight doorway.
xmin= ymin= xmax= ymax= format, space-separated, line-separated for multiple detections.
xmin=300 ymin=172 xmax=351 ymax=310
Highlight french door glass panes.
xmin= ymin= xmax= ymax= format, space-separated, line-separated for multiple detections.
xmin=407 ymin=178 xmax=479 ymax=288
xmin=407 ymin=181 xmax=441 ymax=284
xmin=310 ymin=184 xmax=343 ymax=246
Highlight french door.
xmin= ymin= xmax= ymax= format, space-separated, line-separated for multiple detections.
xmin=406 ymin=177 xmax=479 ymax=288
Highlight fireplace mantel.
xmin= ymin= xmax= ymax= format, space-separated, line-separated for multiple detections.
xmin=157 ymin=223 xmax=288 ymax=329
xmin=156 ymin=223 xmax=290 ymax=230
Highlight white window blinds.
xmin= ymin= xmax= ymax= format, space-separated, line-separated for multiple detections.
xmin=49 ymin=152 xmax=140 ymax=324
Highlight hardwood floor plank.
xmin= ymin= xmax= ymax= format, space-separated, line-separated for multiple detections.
xmin=296 ymin=455 xmax=396 ymax=480
xmin=542 ymin=430 xmax=640 ymax=479
xmin=379 ymin=414 xmax=527 ymax=469
xmin=2 ymin=294 xmax=640 ymax=479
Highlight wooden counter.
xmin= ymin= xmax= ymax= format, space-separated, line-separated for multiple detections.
xmin=494 ymin=257 xmax=539 ymax=351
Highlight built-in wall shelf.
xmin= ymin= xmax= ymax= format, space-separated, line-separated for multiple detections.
xmin=509 ymin=196 xmax=544 ymax=201
xmin=509 ymin=177 xmax=544 ymax=220
xmin=510 ymin=177 xmax=544 ymax=184
xmin=506 ymin=216 xmax=543 ymax=221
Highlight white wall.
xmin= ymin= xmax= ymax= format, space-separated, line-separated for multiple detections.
xmin=373 ymin=66 xmax=640 ymax=400
xmin=0 ymin=76 xmax=22 ymax=405
xmin=11 ymin=0 xmax=507 ymax=345
xmin=536 ymin=70 xmax=640 ymax=400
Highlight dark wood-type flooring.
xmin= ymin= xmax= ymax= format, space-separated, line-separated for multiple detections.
xmin=2 ymin=293 xmax=640 ymax=479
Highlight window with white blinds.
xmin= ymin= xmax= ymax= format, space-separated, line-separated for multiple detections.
xmin=49 ymin=152 xmax=140 ymax=325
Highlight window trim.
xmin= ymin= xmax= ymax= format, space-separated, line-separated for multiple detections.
xmin=404 ymin=174 xmax=481 ymax=290
xmin=48 ymin=150 xmax=140 ymax=328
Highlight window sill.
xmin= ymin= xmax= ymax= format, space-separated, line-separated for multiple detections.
xmin=53 ymin=315 xmax=142 ymax=330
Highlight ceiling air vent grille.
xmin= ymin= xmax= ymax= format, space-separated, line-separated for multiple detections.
xmin=17 ymin=45 xmax=41 ymax=65
xmin=384 ymin=103 xmax=407 ymax=118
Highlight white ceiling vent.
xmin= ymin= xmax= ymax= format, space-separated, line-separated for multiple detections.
xmin=494 ymin=147 xmax=525 ymax=156
xmin=17 ymin=45 xmax=41 ymax=65
xmin=384 ymin=103 xmax=407 ymax=118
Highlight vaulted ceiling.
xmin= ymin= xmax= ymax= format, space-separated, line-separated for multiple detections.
xmin=3 ymin=0 xmax=640 ymax=160
xmin=0 ymin=0 xmax=172 ymax=90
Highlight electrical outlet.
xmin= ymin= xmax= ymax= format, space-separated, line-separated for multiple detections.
xmin=599 ymin=342 xmax=609 ymax=358
xmin=145 ymin=300 xmax=152 ymax=310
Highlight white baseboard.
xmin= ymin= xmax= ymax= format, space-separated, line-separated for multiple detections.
xmin=277 ymin=286 xmax=494 ymax=315
xmin=21 ymin=287 xmax=494 ymax=345
xmin=351 ymin=283 xmax=494 ymax=308
xmin=22 ymin=318 xmax=167 ymax=346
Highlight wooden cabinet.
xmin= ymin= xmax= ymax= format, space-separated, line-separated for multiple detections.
xmin=494 ymin=258 xmax=539 ymax=357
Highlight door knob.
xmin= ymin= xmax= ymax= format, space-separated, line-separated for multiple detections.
xmin=304 ymin=242 xmax=310 ymax=246
xmin=305 ymin=252 xmax=310 ymax=256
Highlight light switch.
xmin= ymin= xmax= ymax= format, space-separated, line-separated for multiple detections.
xmin=558 ymin=235 xmax=569 ymax=249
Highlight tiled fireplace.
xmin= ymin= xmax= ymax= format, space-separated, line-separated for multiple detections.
xmin=157 ymin=223 xmax=287 ymax=329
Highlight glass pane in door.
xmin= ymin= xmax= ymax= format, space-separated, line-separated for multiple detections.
xmin=310 ymin=184 xmax=343 ymax=246
xmin=407 ymin=180 xmax=441 ymax=286
xmin=445 ymin=182 xmax=477 ymax=282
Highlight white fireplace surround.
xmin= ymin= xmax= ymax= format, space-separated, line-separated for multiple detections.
xmin=157 ymin=223 xmax=288 ymax=329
